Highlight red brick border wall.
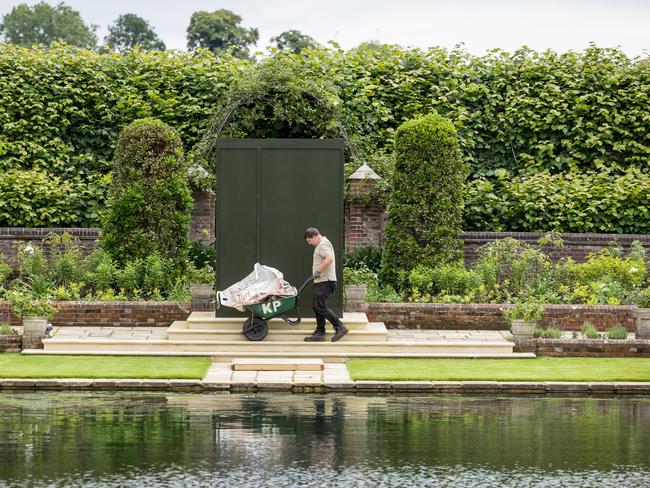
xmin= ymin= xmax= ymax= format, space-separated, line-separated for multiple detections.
xmin=0 ymin=300 xmax=638 ymax=333
xmin=366 ymin=303 xmax=636 ymax=331
xmin=516 ymin=339 xmax=650 ymax=357
xmin=0 ymin=334 xmax=21 ymax=352
xmin=0 ymin=301 xmax=191 ymax=328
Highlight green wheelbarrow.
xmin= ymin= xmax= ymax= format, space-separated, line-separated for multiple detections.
xmin=241 ymin=275 xmax=314 ymax=341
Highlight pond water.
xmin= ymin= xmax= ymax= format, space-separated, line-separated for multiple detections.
xmin=1 ymin=392 xmax=649 ymax=487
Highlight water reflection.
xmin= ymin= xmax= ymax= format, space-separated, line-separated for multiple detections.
xmin=0 ymin=392 xmax=649 ymax=487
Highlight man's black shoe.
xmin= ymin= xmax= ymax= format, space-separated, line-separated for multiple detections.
xmin=331 ymin=325 xmax=349 ymax=343
xmin=304 ymin=333 xmax=326 ymax=342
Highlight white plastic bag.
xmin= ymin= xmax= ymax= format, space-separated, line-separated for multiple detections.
xmin=218 ymin=263 xmax=297 ymax=312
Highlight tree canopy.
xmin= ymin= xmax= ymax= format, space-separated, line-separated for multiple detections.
xmin=0 ymin=1 xmax=96 ymax=48
xmin=186 ymin=8 xmax=258 ymax=59
xmin=270 ymin=30 xmax=318 ymax=53
xmin=103 ymin=13 xmax=165 ymax=53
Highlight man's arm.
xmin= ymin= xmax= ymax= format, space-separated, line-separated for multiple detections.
xmin=317 ymin=254 xmax=333 ymax=273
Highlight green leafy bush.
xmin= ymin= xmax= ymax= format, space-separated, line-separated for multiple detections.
xmin=533 ymin=326 xmax=563 ymax=339
xmin=343 ymin=266 xmax=377 ymax=286
xmin=474 ymin=238 xmax=551 ymax=301
xmin=0 ymin=323 xmax=16 ymax=335
xmin=84 ymin=249 xmax=117 ymax=291
xmin=100 ymin=118 xmax=192 ymax=268
xmin=633 ymin=288 xmax=650 ymax=308
xmin=381 ymin=112 xmax=466 ymax=286
xmin=187 ymin=264 xmax=215 ymax=284
xmin=408 ymin=262 xmax=480 ymax=299
xmin=43 ymin=233 xmax=84 ymax=286
xmin=366 ymin=283 xmax=404 ymax=303
xmin=343 ymin=246 xmax=383 ymax=273
xmin=581 ymin=322 xmax=599 ymax=339
xmin=574 ymin=248 xmax=646 ymax=290
xmin=15 ymin=244 xmax=48 ymax=280
xmin=504 ymin=301 xmax=544 ymax=323
xmin=0 ymin=254 xmax=12 ymax=284
xmin=6 ymin=289 xmax=58 ymax=319
xmin=188 ymin=240 xmax=216 ymax=270
xmin=606 ymin=325 xmax=628 ymax=340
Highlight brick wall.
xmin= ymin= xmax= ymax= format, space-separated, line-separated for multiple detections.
xmin=366 ymin=303 xmax=636 ymax=331
xmin=0 ymin=227 xmax=98 ymax=259
xmin=0 ymin=334 xmax=21 ymax=352
xmin=516 ymin=339 xmax=650 ymax=357
xmin=2 ymin=189 xmax=649 ymax=263
xmin=0 ymin=301 xmax=191 ymax=328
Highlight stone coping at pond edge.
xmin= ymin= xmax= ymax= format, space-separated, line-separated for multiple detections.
xmin=1 ymin=378 xmax=649 ymax=396
xmin=0 ymin=361 xmax=645 ymax=395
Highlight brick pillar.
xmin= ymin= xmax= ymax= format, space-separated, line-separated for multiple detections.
xmin=190 ymin=191 xmax=216 ymax=243
xmin=345 ymin=163 xmax=384 ymax=252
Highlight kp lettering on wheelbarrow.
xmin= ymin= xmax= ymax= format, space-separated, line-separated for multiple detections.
xmin=239 ymin=275 xmax=314 ymax=341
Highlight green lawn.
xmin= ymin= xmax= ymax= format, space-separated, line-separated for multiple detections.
xmin=347 ymin=358 xmax=650 ymax=382
xmin=0 ymin=354 xmax=212 ymax=379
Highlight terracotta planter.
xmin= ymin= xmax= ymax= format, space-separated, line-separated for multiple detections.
xmin=635 ymin=308 xmax=650 ymax=339
xmin=510 ymin=319 xmax=536 ymax=340
xmin=190 ymin=283 xmax=213 ymax=301
xmin=344 ymin=284 xmax=368 ymax=312
xmin=22 ymin=316 xmax=48 ymax=336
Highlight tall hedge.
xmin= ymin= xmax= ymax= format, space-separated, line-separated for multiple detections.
xmin=381 ymin=113 xmax=467 ymax=286
xmin=100 ymin=118 xmax=192 ymax=265
xmin=463 ymin=167 xmax=650 ymax=233
xmin=0 ymin=42 xmax=648 ymax=230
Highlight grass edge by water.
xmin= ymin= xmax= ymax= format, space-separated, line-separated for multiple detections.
xmin=0 ymin=354 xmax=212 ymax=379
xmin=347 ymin=357 xmax=650 ymax=382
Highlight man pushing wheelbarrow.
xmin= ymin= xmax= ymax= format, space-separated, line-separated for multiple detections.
xmin=216 ymin=227 xmax=348 ymax=343
xmin=303 ymin=227 xmax=348 ymax=343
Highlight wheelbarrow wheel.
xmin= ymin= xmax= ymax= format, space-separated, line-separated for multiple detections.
xmin=243 ymin=317 xmax=268 ymax=341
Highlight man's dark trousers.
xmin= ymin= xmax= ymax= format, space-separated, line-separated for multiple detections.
xmin=313 ymin=281 xmax=343 ymax=334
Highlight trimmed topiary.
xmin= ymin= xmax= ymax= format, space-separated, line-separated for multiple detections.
xmin=101 ymin=118 xmax=192 ymax=267
xmin=380 ymin=112 xmax=467 ymax=287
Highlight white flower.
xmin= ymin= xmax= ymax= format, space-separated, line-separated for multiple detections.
xmin=24 ymin=244 xmax=34 ymax=254
xmin=630 ymin=267 xmax=639 ymax=273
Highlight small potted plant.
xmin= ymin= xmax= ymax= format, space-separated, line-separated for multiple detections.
xmin=6 ymin=289 xmax=58 ymax=336
xmin=504 ymin=300 xmax=544 ymax=340
xmin=343 ymin=266 xmax=377 ymax=312
xmin=189 ymin=264 xmax=215 ymax=302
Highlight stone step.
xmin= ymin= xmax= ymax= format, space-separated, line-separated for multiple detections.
xmin=167 ymin=321 xmax=387 ymax=342
xmin=24 ymin=349 xmax=536 ymax=359
xmin=41 ymin=338 xmax=515 ymax=356
xmin=185 ymin=311 xmax=370 ymax=330
xmin=231 ymin=358 xmax=324 ymax=371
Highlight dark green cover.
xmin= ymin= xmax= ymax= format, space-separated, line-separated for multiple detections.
xmin=215 ymin=139 xmax=344 ymax=318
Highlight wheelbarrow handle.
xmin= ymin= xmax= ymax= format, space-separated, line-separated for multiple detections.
xmin=297 ymin=275 xmax=315 ymax=295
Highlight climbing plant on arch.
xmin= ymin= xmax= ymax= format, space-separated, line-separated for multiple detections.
xmin=201 ymin=55 xmax=364 ymax=169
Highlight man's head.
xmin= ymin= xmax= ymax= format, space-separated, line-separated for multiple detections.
xmin=304 ymin=227 xmax=321 ymax=246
